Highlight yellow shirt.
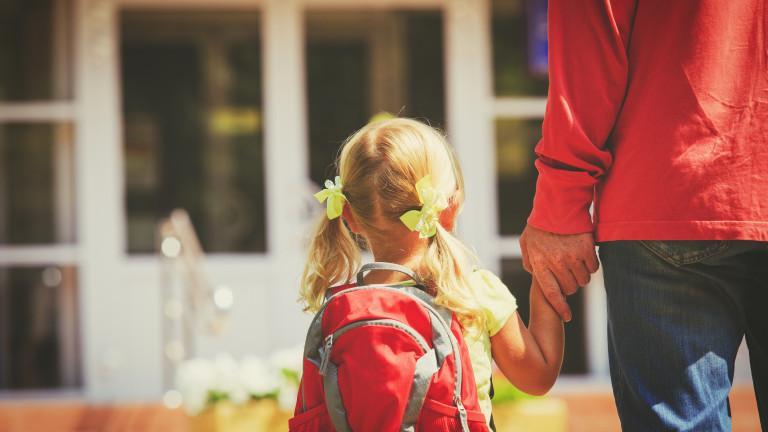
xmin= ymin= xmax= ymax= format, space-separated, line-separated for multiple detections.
xmin=462 ymin=269 xmax=518 ymax=424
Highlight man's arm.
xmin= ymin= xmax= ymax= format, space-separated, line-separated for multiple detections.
xmin=521 ymin=0 xmax=638 ymax=321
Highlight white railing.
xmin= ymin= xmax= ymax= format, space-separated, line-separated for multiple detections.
xmin=157 ymin=209 xmax=234 ymax=390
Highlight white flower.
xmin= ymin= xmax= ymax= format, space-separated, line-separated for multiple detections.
xmin=175 ymin=358 xmax=215 ymax=416
xmin=241 ymin=355 xmax=280 ymax=398
xmin=174 ymin=349 xmax=304 ymax=416
xmin=269 ymin=345 xmax=304 ymax=411
xmin=277 ymin=379 xmax=298 ymax=411
xmin=268 ymin=345 xmax=304 ymax=378
xmin=212 ymin=353 xmax=248 ymax=404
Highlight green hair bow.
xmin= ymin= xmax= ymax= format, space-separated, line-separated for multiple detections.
xmin=314 ymin=176 xmax=347 ymax=220
xmin=400 ymin=175 xmax=449 ymax=239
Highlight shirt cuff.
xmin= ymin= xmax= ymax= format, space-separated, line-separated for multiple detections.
xmin=528 ymin=159 xmax=596 ymax=234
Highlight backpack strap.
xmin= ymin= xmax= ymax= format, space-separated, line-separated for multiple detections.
xmin=401 ymin=348 xmax=440 ymax=431
xmin=355 ymin=262 xmax=424 ymax=286
xmin=323 ymin=362 xmax=352 ymax=432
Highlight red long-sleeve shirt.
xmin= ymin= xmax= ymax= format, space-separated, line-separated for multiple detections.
xmin=528 ymin=0 xmax=768 ymax=241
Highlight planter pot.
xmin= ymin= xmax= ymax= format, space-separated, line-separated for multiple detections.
xmin=492 ymin=398 xmax=568 ymax=432
xmin=189 ymin=399 xmax=290 ymax=432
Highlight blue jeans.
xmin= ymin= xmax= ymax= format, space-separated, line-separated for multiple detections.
xmin=599 ymin=240 xmax=768 ymax=431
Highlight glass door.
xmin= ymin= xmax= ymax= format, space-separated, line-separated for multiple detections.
xmin=121 ymin=10 xmax=267 ymax=255
xmin=0 ymin=0 xmax=81 ymax=393
xmin=305 ymin=8 xmax=445 ymax=187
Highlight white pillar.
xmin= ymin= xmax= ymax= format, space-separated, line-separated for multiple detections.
xmin=76 ymin=0 xmax=163 ymax=400
xmin=585 ymin=269 xmax=609 ymax=376
xmin=444 ymin=0 xmax=498 ymax=271
xmin=262 ymin=0 xmax=312 ymax=348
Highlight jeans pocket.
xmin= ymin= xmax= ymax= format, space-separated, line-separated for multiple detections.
xmin=639 ymin=240 xmax=729 ymax=266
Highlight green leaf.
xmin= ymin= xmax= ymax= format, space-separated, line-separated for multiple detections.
xmin=491 ymin=377 xmax=541 ymax=405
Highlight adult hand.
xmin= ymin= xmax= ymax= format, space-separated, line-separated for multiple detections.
xmin=519 ymin=224 xmax=599 ymax=322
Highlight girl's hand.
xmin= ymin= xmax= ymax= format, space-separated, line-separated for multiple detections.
xmin=489 ymin=278 xmax=565 ymax=396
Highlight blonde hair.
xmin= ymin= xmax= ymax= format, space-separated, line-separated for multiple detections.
xmin=300 ymin=118 xmax=485 ymax=330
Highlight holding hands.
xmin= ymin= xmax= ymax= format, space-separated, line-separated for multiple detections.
xmin=519 ymin=225 xmax=599 ymax=322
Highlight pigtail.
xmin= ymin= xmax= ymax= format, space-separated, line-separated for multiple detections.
xmin=300 ymin=213 xmax=360 ymax=312
xmin=422 ymin=223 xmax=486 ymax=333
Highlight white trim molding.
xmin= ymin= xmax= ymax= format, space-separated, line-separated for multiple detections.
xmin=119 ymin=0 xmax=263 ymax=8
xmin=304 ymin=0 xmax=442 ymax=9
xmin=0 ymin=246 xmax=80 ymax=266
xmin=498 ymin=236 xmax=523 ymax=258
xmin=0 ymin=102 xmax=77 ymax=123
xmin=492 ymin=97 xmax=547 ymax=119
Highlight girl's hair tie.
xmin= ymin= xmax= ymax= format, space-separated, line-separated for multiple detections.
xmin=400 ymin=175 xmax=448 ymax=238
xmin=314 ymin=176 xmax=347 ymax=220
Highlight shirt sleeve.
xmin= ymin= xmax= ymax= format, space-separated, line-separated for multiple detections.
xmin=528 ymin=0 xmax=638 ymax=234
xmin=469 ymin=269 xmax=518 ymax=337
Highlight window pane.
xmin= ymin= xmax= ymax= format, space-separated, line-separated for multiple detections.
xmin=500 ymin=258 xmax=587 ymax=374
xmin=496 ymin=118 xmax=540 ymax=236
xmin=492 ymin=0 xmax=548 ymax=97
xmin=0 ymin=124 xmax=76 ymax=245
xmin=121 ymin=11 xmax=266 ymax=254
xmin=0 ymin=266 xmax=81 ymax=390
xmin=0 ymin=0 xmax=72 ymax=100
xmin=306 ymin=11 xmax=444 ymax=184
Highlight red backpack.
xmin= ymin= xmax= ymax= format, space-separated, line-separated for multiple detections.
xmin=289 ymin=262 xmax=490 ymax=432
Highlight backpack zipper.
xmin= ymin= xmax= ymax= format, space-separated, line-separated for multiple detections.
xmin=318 ymin=334 xmax=334 ymax=376
xmin=318 ymin=318 xmax=430 ymax=376
xmin=455 ymin=396 xmax=470 ymax=431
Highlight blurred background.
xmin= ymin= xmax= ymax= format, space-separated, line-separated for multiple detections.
xmin=0 ymin=0 xmax=758 ymax=430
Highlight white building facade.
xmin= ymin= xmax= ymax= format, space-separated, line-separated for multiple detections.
xmin=0 ymin=0 xmax=750 ymax=402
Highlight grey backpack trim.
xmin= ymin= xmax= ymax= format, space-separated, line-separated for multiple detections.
xmin=322 ymin=362 xmax=352 ymax=432
xmin=355 ymin=262 xmax=424 ymax=286
xmin=401 ymin=348 xmax=440 ymax=431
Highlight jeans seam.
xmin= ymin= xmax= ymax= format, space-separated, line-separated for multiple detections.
xmin=639 ymin=240 xmax=730 ymax=266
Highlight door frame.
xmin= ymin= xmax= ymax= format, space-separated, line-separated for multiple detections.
xmin=71 ymin=0 xmax=605 ymax=401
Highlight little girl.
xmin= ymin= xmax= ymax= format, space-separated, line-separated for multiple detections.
xmin=300 ymin=118 xmax=564 ymax=428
